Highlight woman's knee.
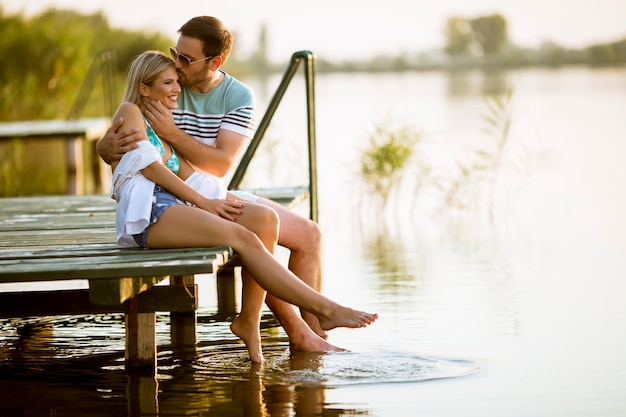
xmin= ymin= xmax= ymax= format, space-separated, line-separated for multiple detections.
xmin=243 ymin=205 xmax=278 ymax=244
xmin=257 ymin=205 xmax=280 ymax=235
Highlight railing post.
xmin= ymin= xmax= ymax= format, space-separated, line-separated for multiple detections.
xmin=228 ymin=50 xmax=319 ymax=222
xmin=300 ymin=51 xmax=318 ymax=223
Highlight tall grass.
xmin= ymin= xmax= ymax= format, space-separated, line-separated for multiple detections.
xmin=358 ymin=86 xmax=548 ymax=224
xmin=359 ymin=123 xmax=421 ymax=212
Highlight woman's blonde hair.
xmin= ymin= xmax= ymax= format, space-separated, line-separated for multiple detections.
xmin=121 ymin=50 xmax=175 ymax=105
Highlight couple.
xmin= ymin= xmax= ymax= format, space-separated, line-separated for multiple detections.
xmin=98 ymin=16 xmax=377 ymax=363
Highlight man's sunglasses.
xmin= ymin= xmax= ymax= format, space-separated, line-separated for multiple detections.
xmin=169 ymin=47 xmax=213 ymax=66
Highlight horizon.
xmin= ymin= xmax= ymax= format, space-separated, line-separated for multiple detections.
xmin=3 ymin=0 xmax=626 ymax=62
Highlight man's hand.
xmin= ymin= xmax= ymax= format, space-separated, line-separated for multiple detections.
xmin=96 ymin=117 xmax=142 ymax=164
xmin=144 ymin=100 xmax=179 ymax=142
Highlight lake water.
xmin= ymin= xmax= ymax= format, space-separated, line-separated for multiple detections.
xmin=2 ymin=67 xmax=626 ymax=416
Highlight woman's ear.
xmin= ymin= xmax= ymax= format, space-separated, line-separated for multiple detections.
xmin=139 ymin=83 xmax=149 ymax=97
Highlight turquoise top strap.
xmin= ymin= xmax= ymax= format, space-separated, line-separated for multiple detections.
xmin=145 ymin=120 xmax=180 ymax=175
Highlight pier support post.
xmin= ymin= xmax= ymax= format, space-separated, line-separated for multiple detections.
xmin=170 ymin=275 xmax=197 ymax=348
xmin=125 ymin=297 xmax=157 ymax=368
xmin=217 ymin=264 xmax=239 ymax=319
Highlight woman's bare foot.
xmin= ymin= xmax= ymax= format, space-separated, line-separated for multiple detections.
xmin=230 ymin=315 xmax=264 ymax=363
xmin=317 ymin=306 xmax=378 ymax=331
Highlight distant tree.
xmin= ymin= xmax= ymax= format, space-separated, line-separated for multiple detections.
xmin=444 ymin=16 xmax=473 ymax=55
xmin=470 ymin=14 xmax=508 ymax=56
xmin=0 ymin=8 xmax=172 ymax=121
xmin=537 ymin=42 xmax=564 ymax=66
xmin=444 ymin=13 xmax=508 ymax=58
xmin=586 ymin=38 xmax=626 ymax=65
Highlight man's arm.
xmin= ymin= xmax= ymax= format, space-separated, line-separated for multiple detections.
xmin=96 ymin=117 xmax=143 ymax=165
xmin=144 ymin=100 xmax=247 ymax=177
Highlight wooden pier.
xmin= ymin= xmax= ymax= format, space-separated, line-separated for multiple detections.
xmin=0 ymin=118 xmax=110 ymax=195
xmin=0 ymin=189 xmax=306 ymax=368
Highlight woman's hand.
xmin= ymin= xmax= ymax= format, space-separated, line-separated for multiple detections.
xmin=196 ymin=197 xmax=245 ymax=221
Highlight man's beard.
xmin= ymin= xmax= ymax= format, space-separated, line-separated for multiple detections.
xmin=176 ymin=69 xmax=191 ymax=86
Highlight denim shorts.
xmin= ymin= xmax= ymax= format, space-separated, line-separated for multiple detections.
xmin=133 ymin=185 xmax=186 ymax=248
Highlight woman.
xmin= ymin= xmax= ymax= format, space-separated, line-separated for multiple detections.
xmin=111 ymin=51 xmax=377 ymax=363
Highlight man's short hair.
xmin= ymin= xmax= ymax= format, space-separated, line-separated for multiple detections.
xmin=179 ymin=16 xmax=233 ymax=62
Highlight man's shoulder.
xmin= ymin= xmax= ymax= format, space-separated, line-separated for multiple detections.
xmin=221 ymin=72 xmax=254 ymax=100
xmin=213 ymin=73 xmax=255 ymax=111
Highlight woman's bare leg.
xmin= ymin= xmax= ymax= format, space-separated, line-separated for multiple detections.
xmin=146 ymin=206 xmax=378 ymax=332
xmin=256 ymin=198 xmax=327 ymax=338
xmin=229 ymin=203 xmax=279 ymax=363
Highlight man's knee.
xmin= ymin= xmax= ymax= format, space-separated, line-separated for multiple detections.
xmin=303 ymin=218 xmax=322 ymax=246
xmin=259 ymin=198 xmax=322 ymax=249
xmin=286 ymin=215 xmax=322 ymax=250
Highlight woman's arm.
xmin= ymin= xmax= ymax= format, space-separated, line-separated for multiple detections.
xmin=113 ymin=102 xmax=243 ymax=220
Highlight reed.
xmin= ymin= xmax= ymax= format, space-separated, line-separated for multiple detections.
xmin=359 ymin=122 xmax=421 ymax=212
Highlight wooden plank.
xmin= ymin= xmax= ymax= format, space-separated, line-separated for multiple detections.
xmin=0 ymin=228 xmax=115 ymax=247
xmin=0 ymin=212 xmax=116 ymax=231
xmin=0 ymin=243 xmax=122 ymax=259
xmin=237 ymin=185 xmax=309 ymax=206
xmin=0 ymin=187 xmax=306 ymax=217
xmin=0 ymin=195 xmax=115 ymax=213
xmin=0 ymin=285 xmax=198 ymax=318
xmin=0 ymin=118 xmax=110 ymax=140
xmin=0 ymin=244 xmax=188 ymax=260
xmin=89 ymin=276 xmax=167 ymax=305
xmin=0 ymin=246 xmax=232 ymax=282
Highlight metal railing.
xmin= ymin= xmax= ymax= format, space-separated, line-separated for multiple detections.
xmin=67 ymin=51 xmax=117 ymax=120
xmin=228 ymin=50 xmax=319 ymax=223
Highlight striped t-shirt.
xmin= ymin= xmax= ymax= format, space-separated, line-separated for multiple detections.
xmin=172 ymin=70 xmax=256 ymax=150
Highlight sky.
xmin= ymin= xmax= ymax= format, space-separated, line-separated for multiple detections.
xmin=3 ymin=0 xmax=626 ymax=62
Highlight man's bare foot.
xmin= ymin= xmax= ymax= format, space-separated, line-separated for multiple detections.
xmin=230 ymin=315 xmax=264 ymax=363
xmin=317 ymin=306 xmax=378 ymax=331
xmin=289 ymin=328 xmax=347 ymax=353
xmin=301 ymin=311 xmax=328 ymax=339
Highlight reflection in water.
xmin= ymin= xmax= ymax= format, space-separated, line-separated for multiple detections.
xmin=357 ymin=213 xmax=523 ymax=345
xmin=445 ymin=69 xmax=510 ymax=97
xmin=0 ymin=315 xmax=477 ymax=416
xmin=365 ymin=231 xmax=417 ymax=288
xmin=126 ymin=369 xmax=159 ymax=416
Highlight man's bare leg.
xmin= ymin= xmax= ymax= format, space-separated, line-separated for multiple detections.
xmin=257 ymin=198 xmax=327 ymax=338
xmin=257 ymin=198 xmax=327 ymax=337
xmin=265 ymin=295 xmax=345 ymax=352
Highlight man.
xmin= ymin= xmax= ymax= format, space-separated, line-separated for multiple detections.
xmin=97 ymin=16 xmax=335 ymax=352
